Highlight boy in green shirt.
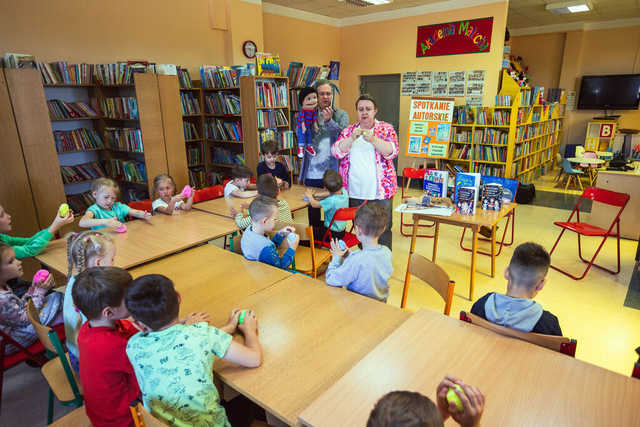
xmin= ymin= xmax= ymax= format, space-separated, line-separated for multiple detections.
xmin=125 ymin=274 xmax=262 ymax=426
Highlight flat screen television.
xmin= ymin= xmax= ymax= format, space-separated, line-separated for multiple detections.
xmin=577 ymin=74 xmax=640 ymax=110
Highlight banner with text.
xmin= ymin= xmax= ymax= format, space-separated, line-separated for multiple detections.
xmin=416 ymin=17 xmax=493 ymax=57
xmin=406 ymin=97 xmax=455 ymax=159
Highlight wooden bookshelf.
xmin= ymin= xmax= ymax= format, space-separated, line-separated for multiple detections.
xmin=179 ymin=81 xmax=208 ymax=188
xmin=158 ymin=75 xmax=189 ymax=190
xmin=446 ymin=70 xmax=566 ymax=183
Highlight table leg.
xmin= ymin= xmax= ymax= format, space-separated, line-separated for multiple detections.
xmin=432 ymin=221 xmax=440 ymax=263
xmin=470 ymin=225 xmax=478 ymax=300
xmin=491 ymin=224 xmax=496 ymax=278
xmin=401 ymin=216 xmax=420 ymax=308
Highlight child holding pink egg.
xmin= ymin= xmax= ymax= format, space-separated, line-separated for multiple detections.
xmin=79 ymin=178 xmax=151 ymax=231
xmin=151 ymin=174 xmax=194 ymax=215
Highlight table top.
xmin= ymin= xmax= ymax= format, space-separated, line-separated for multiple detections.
xmin=596 ymin=151 xmax=614 ymax=159
xmin=213 ymin=275 xmax=411 ymax=425
xmin=568 ymin=157 xmax=605 ymax=165
xmin=412 ymin=203 xmax=516 ymax=228
xmin=36 ymin=210 xmax=238 ymax=276
xmin=299 ymin=309 xmax=640 ymax=427
xmin=129 ymin=245 xmax=292 ymax=321
xmin=194 ymin=184 xmax=310 ymax=218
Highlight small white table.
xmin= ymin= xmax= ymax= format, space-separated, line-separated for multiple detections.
xmin=567 ymin=157 xmax=605 ymax=185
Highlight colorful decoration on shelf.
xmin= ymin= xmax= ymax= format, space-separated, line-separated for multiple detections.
xmin=507 ymin=55 xmax=530 ymax=87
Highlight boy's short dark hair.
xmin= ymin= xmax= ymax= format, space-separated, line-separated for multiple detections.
xmin=257 ymin=174 xmax=278 ymax=198
xmin=125 ymin=274 xmax=179 ymax=331
xmin=249 ymin=195 xmax=277 ymax=222
xmin=367 ymin=391 xmax=443 ymax=427
xmin=508 ymin=242 xmax=551 ymax=290
xmin=232 ymin=164 xmax=253 ymax=180
xmin=72 ymin=267 xmax=133 ymax=321
xmin=356 ymin=93 xmax=378 ymax=110
xmin=261 ymin=139 xmax=278 ymax=155
xmin=322 ymin=170 xmax=343 ymax=193
xmin=355 ymin=203 xmax=387 ymax=238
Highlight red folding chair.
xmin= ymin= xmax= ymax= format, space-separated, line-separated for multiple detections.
xmin=0 ymin=324 xmax=65 ymax=415
xmin=128 ymin=200 xmax=153 ymax=212
xmin=549 ymin=187 xmax=630 ymax=280
xmin=193 ymin=185 xmax=224 ymax=203
xmin=400 ymin=168 xmax=435 ymax=237
xmin=317 ymin=205 xmax=362 ymax=249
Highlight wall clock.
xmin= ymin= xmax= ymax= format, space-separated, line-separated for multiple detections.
xmin=243 ymin=40 xmax=257 ymax=59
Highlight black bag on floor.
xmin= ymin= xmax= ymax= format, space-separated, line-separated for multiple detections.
xmin=515 ymin=183 xmax=535 ymax=204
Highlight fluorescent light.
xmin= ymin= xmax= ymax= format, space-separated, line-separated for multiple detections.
xmin=363 ymin=0 xmax=392 ymax=4
xmin=567 ymin=4 xmax=590 ymax=12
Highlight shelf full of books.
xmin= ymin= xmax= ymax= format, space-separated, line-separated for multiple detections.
xmin=444 ymin=70 xmax=566 ymax=184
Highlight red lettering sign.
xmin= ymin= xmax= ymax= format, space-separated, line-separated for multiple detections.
xmin=416 ymin=17 xmax=493 ymax=57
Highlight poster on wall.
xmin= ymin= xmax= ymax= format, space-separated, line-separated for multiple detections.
xmin=432 ymin=71 xmax=448 ymax=97
xmin=406 ymin=96 xmax=455 ymax=159
xmin=401 ymin=72 xmax=417 ymax=96
xmin=415 ymin=71 xmax=432 ymax=95
xmin=416 ymin=17 xmax=493 ymax=57
xmin=465 ymin=95 xmax=483 ymax=108
xmin=448 ymin=71 xmax=466 ymax=97
xmin=466 ymin=69 xmax=485 ymax=95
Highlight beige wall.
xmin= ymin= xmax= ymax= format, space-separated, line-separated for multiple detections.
xmin=512 ymin=26 xmax=640 ymax=150
xmin=340 ymin=2 xmax=509 ymax=171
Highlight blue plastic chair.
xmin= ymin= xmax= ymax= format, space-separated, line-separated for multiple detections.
xmin=562 ymin=158 xmax=584 ymax=191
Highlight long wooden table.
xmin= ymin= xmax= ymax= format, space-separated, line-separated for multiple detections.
xmin=206 ymin=275 xmax=410 ymax=426
xmin=299 ymin=308 xmax=640 ymax=427
xmin=36 ymin=209 xmax=238 ymax=276
xmin=194 ymin=184 xmax=310 ymax=218
xmin=403 ymin=203 xmax=517 ymax=302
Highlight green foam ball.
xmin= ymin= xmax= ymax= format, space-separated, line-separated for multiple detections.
xmin=446 ymin=384 xmax=463 ymax=412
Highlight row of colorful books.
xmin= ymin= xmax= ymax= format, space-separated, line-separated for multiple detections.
xmin=204 ymin=118 xmax=243 ymax=142
xmin=200 ymin=66 xmax=239 ymax=89
xmin=187 ymin=145 xmax=205 ymax=166
xmin=100 ymin=97 xmax=139 ymax=120
xmin=188 ymin=167 xmax=207 ymax=188
xmin=204 ymin=93 xmax=241 ymax=115
xmin=520 ymin=86 xmax=544 ymax=107
xmin=473 ymin=128 xmax=509 ymax=145
xmin=104 ymin=127 xmax=143 ymax=152
xmin=183 ymin=122 xmax=200 ymax=140
xmin=66 ymin=192 xmax=95 ymax=214
xmin=103 ymin=159 xmax=147 ymax=183
xmin=94 ymin=63 xmax=136 ymax=85
xmin=47 ymin=100 xmax=99 ymax=120
xmin=53 ymin=129 xmax=104 ymax=153
xmin=545 ymin=88 xmax=565 ymax=103
xmin=449 ymin=144 xmax=471 ymax=160
xmin=256 ymin=80 xmax=288 ymax=108
xmin=473 ymin=145 xmax=507 ymax=162
xmin=211 ymin=147 xmax=244 ymax=165
xmin=60 ymin=161 xmax=106 ymax=185
xmin=37 ymin=62 xmax=93 ymax=85
xmin=177 ymin=67 xmax=193 ymax=89
xmin=492 ymin=110 xmax=510 ymax=126
xmin=495 ymin=95 xmax=512 ymax=107
xmin=451 ymin=129 xmax=472 ymax=143
xmin=180 ymin=92 xmax=201 ymax=115
xmin=453 ymin=106 xmax=474 ymax=124
xmin=257 ymin=109 xmax=288 ymax=128
xmin=286 ymin=63 xmax=329 ymax=88
xmin=473 ymin=164 xmax=505 ymax=178
xmin=258 ymin=129 xmax=294 ymax=149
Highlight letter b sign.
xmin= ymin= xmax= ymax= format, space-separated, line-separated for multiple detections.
xmin=600 ymin=124 xmax=613 ymax=138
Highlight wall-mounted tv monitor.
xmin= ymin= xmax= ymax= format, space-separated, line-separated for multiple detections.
xmin=577 ymin=74 xmax=640 ymax=110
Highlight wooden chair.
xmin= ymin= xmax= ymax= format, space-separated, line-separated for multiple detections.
xmin=26 ymin=300 xmax=83 ymax=424
xmin=549 ymin=187 xmax=629 ymax=280
xmin=401 ymin=253 xmax=455 ymax=315
xmin=49 ymin=406 xmax=91 ymax=426
xmin=193 ymin=185 xmax=224 ymax=203
xmin=561 ymin=158 xmax=584 ymax=191
xmin=287 ymin=223 xmax=332 ymax=279
xmin=554 ymin=153 xmax=564 ymax=182
xmin=400 ymin=168 xmax=435 ymax=237
xmin=317 ymin=205 xmax=361 ymax=250
xmin=129 ymin=401 xmax=167 ymax=427
xmin=459 ymin=311 xmax=577 ymax=356
xmin=128 ymin=200 xmax=153 ymax=212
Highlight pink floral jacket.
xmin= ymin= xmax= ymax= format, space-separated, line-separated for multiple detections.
xmin=331 ymin=120 xmax=399 ymax=200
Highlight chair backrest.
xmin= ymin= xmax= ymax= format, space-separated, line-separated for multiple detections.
xmin=407 ymin=253 xmax=455 ymax=315
xmin=26 ymin=299 xmax=56 ymax=353
xmin=459 ymin=311 xmax=577 ymax=356
xmin=128 ymin=200 xmax=153 ymax=212
xmin=130 ymin=401 xmax=167 ymax=427
xmin=581 ymin=186 xmax=630 ymax=208
xmin=322 ymin=203 xmax=364 ymax=243
xmin=561 ymin=158 xmax=573 ymax=173
xmin=575 ymin=145 xmax=585 ymax=157
xmin=583 ymin=151 xmax=597 ymax=159
xmin=403 ymin=168 xmax=427 ymax=180
xmin=556 ymin=153 xmax=562 ymax=163
xmin=193 ymin=185 xmax=224 ymax=203
xmin=274 ymin=221 xmax=319 ymax=270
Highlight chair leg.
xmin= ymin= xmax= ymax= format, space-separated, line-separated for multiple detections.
xmin=47 ymin=388 xmax=54 ymax=425
xmin=564 ymin=175 xmax=571 ymax=191
xmin=578 ymin=174 xmax=584 ymax=191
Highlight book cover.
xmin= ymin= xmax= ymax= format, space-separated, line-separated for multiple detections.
xmin=456 ymin=187 xmax=477 ymax=215
xmin=256 ymin=52 xmax=281 ymax=76
xmin=481 ymin=183 xmax=503 ymax=211
xmin=482 ymin=176 xmax=518 ymax=203
xmin=157 ymin=64 xmax=177 ymax=75
xmin=423 ymin=170 xmax=449 ymax=198
xmin=329 ymin=61 xmax=340 ymax=80
xmin=454 ymin=172 xmax=480 ymax=205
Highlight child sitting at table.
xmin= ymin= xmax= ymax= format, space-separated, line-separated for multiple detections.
xmin=367 ymin=375 xmax=485 ymax=427
xmin=325 ymin=203 xmax=392 ymax=302
xmin=73 ymin=266 xmax=140 ymax=427
xmin=224 ymin=165 xmax=258 ymax=198
xmin=0 ymin=243 xmax=63 ymax=354
xmin=79 ymin=178 xmax=151 ymax=230
xmin=470 ymin=242 xmax=562 ymax=336
xmin=125 ymin=274 xmax=262 ymax=426
xmin=304 ymin=169 xmax=349 ymax=241
xmin=151 ymin=174 xmax=194 ymax=215
xmin=257 ymin=139 xmax=291 ymax=189
xmin=231 ymin=174 xmax=293 ymax=230
xmin=241 ymin=196 xmax=298 ymax=270
xmin=64 ymin=230 xmax=115 ymax=373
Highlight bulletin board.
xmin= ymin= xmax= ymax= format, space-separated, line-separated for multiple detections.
xmin=405 ymin=96 xmax=455 ymax=159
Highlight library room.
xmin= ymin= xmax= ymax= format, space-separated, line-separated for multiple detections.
xmin=0 ymin=0 xmax=639 ymax=425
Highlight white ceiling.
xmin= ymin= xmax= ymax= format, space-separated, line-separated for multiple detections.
xmin=262 ymin=0 xmax=640 ymax=29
